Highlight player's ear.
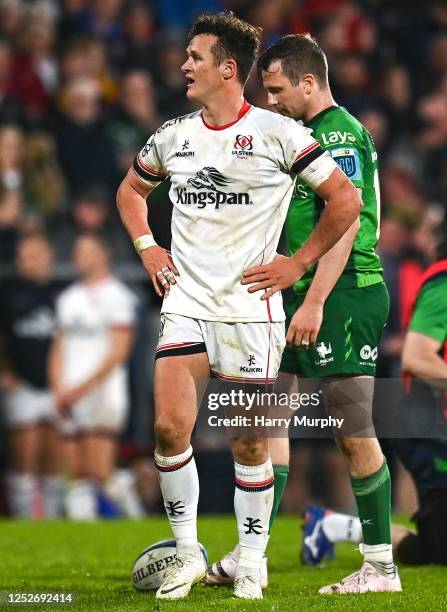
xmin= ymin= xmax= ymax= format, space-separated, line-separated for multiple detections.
xmin=302 ymin=73 xmax=314 ymax=94
xmin=222 ymin=59 xmax=237 ymax=80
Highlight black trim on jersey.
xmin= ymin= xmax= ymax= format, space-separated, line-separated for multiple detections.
xmin=154 ymin=343 xmax=207 ymax=360
xmin=292 ymin=145 xmax=325 ymax=174
xmin=421 ymin=271 xmax=447 ymax=290
xmin=132 ymin=157 xmax=166 ymax=183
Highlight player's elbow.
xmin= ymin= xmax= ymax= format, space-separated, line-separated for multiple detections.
xmin=402 ymin=343 xmax=429 ymax=378
xmin=401 ymin=349 xmax=417 ymax=376
xmin=116 ymin=179 xmax=127 ymax=212
xmin=345 ymin=179 xmax=363 ymax=214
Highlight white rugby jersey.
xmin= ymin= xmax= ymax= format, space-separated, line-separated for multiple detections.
xmin=56 ymin=276 xmax=136 ymax=388
xmin=133 ymin=101 xmax=338 ymax=322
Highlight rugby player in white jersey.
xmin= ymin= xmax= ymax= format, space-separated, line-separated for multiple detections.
xmin=116 ymin=12 xmax=362 ymax=600
xmin=48 ymin=233 xmax=136 ymax=519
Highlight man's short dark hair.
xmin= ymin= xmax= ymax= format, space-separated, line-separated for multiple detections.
xmin=258 ymin=34 xmax=328 ymax=86
xmin=188 ymin=12 xmax=262 ymax=85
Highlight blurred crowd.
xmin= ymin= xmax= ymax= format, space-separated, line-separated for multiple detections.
xmin=1 ymin=0 xmax=447 ymax=518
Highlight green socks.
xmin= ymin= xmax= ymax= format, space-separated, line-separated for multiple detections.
xmin=350 ymin=460 xmax=392 ymax=545
xmin=269 ymin=464 xmax=289 ymax=533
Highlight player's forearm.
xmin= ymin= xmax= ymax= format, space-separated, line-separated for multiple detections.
xmin=292 ymin=176 xmax=362 ymax=269
xmin=116 ymin=172 xmax=154 ymax=241
xmin=304 ymin=219 xmax=359 ymax=306
xmin=78 ymin=332 xmax=134 ymax=391
xmin=402 ymin=353 xmax=447 ymax=390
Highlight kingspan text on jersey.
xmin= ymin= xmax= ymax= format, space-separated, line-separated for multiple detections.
xmin=175 ymin=188 xmax=253 ymax=209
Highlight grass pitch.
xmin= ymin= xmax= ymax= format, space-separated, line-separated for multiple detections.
xmin=1 ymin=516 xmax=446 ymax=611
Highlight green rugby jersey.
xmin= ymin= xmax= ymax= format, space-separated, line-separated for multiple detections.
xmin=409 ymin=276 xmax=447 ymax=343
xmin=287 ymin=105 xmax=383 ymax=293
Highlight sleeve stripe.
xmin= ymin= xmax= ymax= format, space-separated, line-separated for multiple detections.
xmin=292 ymin=145 xmax=325 ymax=174
xmin=132 ymin=156 xmax=166 ymax=182
xmin=295 ymin=141 xmax=321 ymax=161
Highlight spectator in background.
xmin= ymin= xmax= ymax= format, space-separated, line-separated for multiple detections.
xmin=48 ymin=232 xmax=136 ymax=519
xmin=1 ymin=234 xmax=61 ymax=518
xmin=21 ymin=132 xmax=66 ymax=221
xmin=58 ymin=38 xmax=89 ymax=85
xmin=57 ymin=37 xmax=119 ymax=105
xmin=358 ymin=107 xmax=389 ymax=160
xmin=83 ymin=38 xmax=119 ymax=105
xmin=8 ymin=16 xmax=51 ymax=122
xmin=0 ymin=0 xmax=23 ymax=43
xmin=331 ymin=54 xmax=374 ymax=117
xmin=417 ymin=82 xmax=447 ymax=204
xmin=52 ymin=185 xmax=136 ymax=264
xmin=109 ymin=70 xmax=160 ymax=176
xmin=51 ymin=77 xmax=119 ymax=197
xmin=77 ymin=0 xmax=124 ymax=66
xmin=16 ymin=11 xmax=59 ymax=98
xmin=0 ymin=40 xmax=26 ymax=126
xmin=381 ymin=66 xmax=414 ymax=138
xmin=121 ymin=1 xmax=157 ymax=74
xmin=0 ymin=124 xmax=65 ymax=224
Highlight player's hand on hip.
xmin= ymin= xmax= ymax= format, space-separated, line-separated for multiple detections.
xmin=241 ymin=254 xmax=307 ymax=300
xmin=57 ymin=384 xmax=89 ymax=413
xmin=140 ymin=245 xmax=179 ymax=298
xmin=286 ymin=301 xmax=323 ymax=349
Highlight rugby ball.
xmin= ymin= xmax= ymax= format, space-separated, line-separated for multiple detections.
xmin=131 ymin=539 xmax=208 ymax=591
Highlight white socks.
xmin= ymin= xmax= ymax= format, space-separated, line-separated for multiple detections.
xmin=323 ymin=513 xmax=395 ymax=576
xmin=322 ymin=512 xmax=363 ymax=544
xmin=7 ymin=472 xmax=35 ymax=517
xmin=41 ymin=475 xmax=63 ymax=518
xmin=361 ymin=543 xmax=395 ymax=576
xmin=65 ymin=479 xmax=97 ymax=519
xmin=104 ymin=469 xmax=144 ymax=518
xmin=234 ymin=457 xmax=274 ymax=578
xmin=154 ymin=446 xmax=201 ymax=558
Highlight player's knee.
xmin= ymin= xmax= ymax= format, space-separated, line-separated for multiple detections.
xmin=231 ymin=437 xmax=268 ymax=465
xmin=336 ymin=436 xmax=383 ymax=476
xmin=154 ymin=418 xmax=189 ymax=451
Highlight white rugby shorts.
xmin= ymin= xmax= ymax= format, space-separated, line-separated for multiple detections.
xmin=58 ymin=382 xmax=128 ymax=437
xmin=155 ymin=313 xmax=285 ymax=385
xmin=3 ymin=382 xmax=56 ymax=428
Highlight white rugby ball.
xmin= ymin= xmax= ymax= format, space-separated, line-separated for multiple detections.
xmin=131 ymin=539 xmax=208 ymax=591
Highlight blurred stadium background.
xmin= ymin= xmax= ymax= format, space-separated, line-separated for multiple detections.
xmin=0 ymin=0 xmax=446 ymax=520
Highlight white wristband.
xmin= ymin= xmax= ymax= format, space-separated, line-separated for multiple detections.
xmin=133 ymin=234 xmax=157 ymax=255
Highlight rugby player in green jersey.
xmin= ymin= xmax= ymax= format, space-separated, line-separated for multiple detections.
xmin=245 ymin=34 xmax=399 ymax=594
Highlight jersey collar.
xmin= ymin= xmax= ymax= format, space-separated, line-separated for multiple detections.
xmin=201 ymin=99 xmax=252 ymax=131
xmin=305 ymin=105 xmax=340 ymax=129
